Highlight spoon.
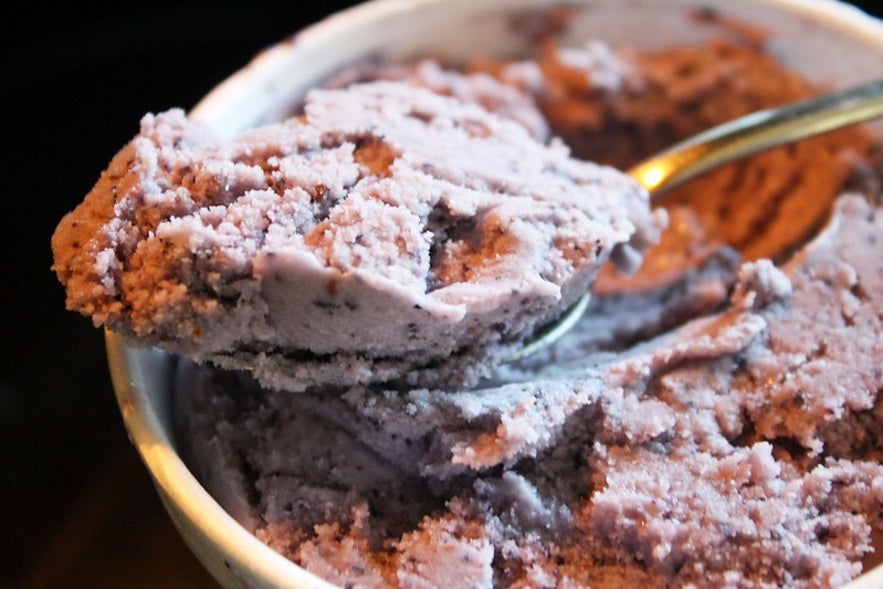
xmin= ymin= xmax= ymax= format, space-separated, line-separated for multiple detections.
xmin=511 ymin=78 xmax=883 ymax=361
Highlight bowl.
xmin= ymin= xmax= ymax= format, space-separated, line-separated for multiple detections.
xmin=107 ymin=0 xmax=883 ymax=587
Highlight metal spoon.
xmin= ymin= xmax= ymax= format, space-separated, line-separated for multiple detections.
xmin=511 ymin=78 xmax=883 ymax=361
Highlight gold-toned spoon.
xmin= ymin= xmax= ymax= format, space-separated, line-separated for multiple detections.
xmin=511 ymin=78 xmax=883 ymax=361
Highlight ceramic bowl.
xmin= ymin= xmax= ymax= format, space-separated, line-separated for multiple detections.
xmin=107 ymin=0 xmax=883 ymax=587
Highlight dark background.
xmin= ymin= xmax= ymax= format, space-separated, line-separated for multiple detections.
xmin=2 ymin=1 xmax=882 ymax=587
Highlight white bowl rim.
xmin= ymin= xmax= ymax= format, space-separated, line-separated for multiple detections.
xmin=107 ymin=331 xmax=339 ymax=588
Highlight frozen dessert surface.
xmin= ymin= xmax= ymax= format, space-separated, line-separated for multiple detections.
xmin=50 ymin=9 xmax=883 ymax=587
xmin=167 ymin=33 xmax=883 ymax=588
xmin=52 ymin=80 xmax=662 ymax=391
xmin=176 ymin=195 xmax=883 ymax=588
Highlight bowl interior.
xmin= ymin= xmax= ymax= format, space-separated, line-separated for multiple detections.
xmin=109 ymin=0 xmax=883 ymax=587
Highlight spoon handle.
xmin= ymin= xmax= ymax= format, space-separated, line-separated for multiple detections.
xmin=629 ymin=79 xmax=883 ymax=199
xmin=510 ymin=78 xmax=883 ymax=363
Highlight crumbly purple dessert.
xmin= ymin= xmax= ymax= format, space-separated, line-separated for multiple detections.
xmin=52 ymin=10 xmax=883 ymax=587
xmin=171 ymin=36 xmax=883 ymax=589
xmin=51 ymin=81 xmax=662 ymax=391
xmin=176 ymin=195 xmax=883 ymax=588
